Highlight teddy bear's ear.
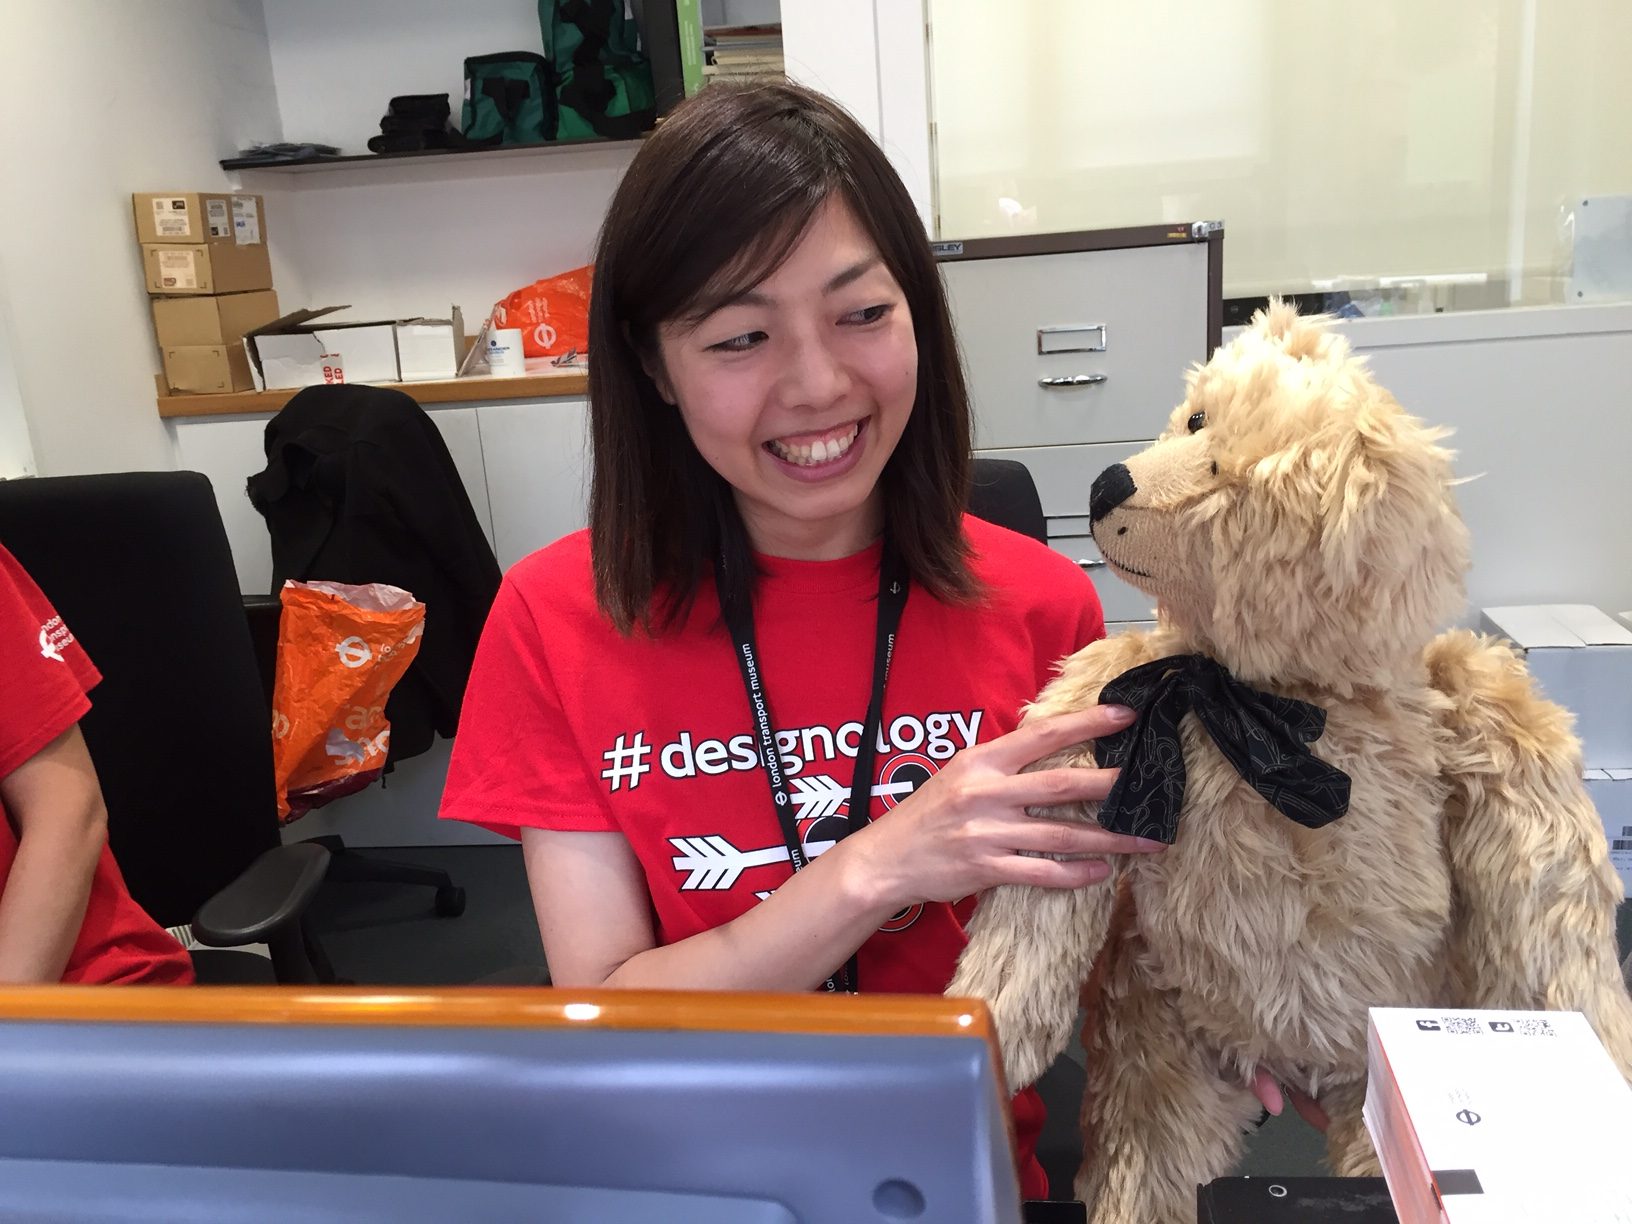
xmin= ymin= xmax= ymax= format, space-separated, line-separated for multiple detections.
xmin=1316 ymin=390 xmax=1456 ymax=581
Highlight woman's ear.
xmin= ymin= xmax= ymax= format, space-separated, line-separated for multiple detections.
xmin=630 ymin=323 xmax=677 ymax=405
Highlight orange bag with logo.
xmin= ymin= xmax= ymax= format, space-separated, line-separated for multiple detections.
xmin=491 ymin=264 xmax=593 ymax=358
xmin=270 ymin=579 xmax=425 ymax=823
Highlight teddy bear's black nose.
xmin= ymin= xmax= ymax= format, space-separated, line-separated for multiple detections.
xmin=1090 ymin=463 xmax=1137 ymax=523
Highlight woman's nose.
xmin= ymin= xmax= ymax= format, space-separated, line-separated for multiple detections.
xmin=778 ymin=332 xmax=849 ymax=410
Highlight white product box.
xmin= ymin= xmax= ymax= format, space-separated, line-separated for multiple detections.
xmin=244 ymin=307 xmax=400 ymax=390
xmin=1584 ymin=769 xmax=1632 ymax=896
xmin=1480 ymin=605 xmax=1632 ymax=770
xmin=395 ymin=307 xmax=466 ymax=383
xmin=1365 ymin=1006 xmax=1632 ymax=1222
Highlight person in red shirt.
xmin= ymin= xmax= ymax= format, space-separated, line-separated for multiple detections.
xmin=443 ymin=81 xmax=1259 ymax=1196
xmin=0 ymin=542 xmax=193 ymax=986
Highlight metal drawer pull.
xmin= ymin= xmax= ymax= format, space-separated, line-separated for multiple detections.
xmin=1038 ymin=374 xmax=1108 ymax=388
xmin=1077 ymin=558 xmax=1107 ymax=571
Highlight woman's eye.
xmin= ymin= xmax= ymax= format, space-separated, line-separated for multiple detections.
xmin=843 ymin=303 xmax=892 ymax=326
xmin=1186 ymin=411 xmax=1206 ymax=434
xmin=709 ymin=331 xmax=767 ymax=353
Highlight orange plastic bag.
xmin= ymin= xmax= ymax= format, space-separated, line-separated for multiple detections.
xmin=491 ymin=264 xmax=593 ymax=358
xmin=270 ymin=579 xmax=425 ymax=824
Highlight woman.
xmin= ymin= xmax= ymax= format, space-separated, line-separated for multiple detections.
xmin=0 ymin=541 xmax=193 ymax=985
xmin=440 ymin=81 xmax=1174 ymax=1197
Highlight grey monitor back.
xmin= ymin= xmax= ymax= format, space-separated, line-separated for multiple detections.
xmin=0 ymin=1019 xmax=1021 ymax=1224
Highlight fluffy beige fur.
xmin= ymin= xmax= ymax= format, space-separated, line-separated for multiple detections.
xmin=950 ymin=303 xmax=1632 ymax=1222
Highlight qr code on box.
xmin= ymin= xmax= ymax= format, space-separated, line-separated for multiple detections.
xmin=1516 ymin=1017 xmax=1556 ymax=1037
xmin=1443 ymin=1016 xmax=1482 ymax=1034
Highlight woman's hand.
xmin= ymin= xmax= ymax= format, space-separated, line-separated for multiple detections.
xmin=837 ymin=704 xmax=1163 ymax=912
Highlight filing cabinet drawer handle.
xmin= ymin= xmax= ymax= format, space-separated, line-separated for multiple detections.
xmin=1078 ymin=558 xmax=1107 ymax=571
xmin=1038 ymin=374 xmax=1108 ymax=389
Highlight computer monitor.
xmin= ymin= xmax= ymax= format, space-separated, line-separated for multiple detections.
xmin=0 ymin=986 xmax=1022 ymax=1223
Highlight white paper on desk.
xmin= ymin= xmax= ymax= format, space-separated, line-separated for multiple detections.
xmin=1368 ymin=1008 xmax=1632 ymax=1222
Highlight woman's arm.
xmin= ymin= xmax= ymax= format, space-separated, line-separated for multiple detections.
xmin=0 ymin=726 xmax=108 ymax=984
xmin=526 ymin=705 xmax=1161 ymax=990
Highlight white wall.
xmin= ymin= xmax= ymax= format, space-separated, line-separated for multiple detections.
xmin=0 ymin=258 xmax=34 ymax=478
xmin=250 ymin=0 xmax=631 ymax=329
xmin=0 ymin=1 xmax=284 ymax=477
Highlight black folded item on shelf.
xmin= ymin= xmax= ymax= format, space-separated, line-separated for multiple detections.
xmin=368 ymin=93 xmax=458 ymax=154
xmin=232 ymin=142 xmax=343 ymax=164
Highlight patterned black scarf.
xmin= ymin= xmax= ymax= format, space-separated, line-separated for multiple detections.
xmin=1090 ymin=654 xmax=1351 ymax=844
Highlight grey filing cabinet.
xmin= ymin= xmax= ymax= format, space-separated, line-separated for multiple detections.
xmin=935 ymin=224 xmax=1223 ymax=629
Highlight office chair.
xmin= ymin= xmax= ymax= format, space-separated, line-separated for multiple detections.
xmin=246 ymin=384 xmax=502 ymax=914
xmin=0 ymin=471 xmax=333 ymax=983
xmin=969 ymin=456 xmax=1049 ymax=545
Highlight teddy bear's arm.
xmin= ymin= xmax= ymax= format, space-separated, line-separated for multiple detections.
xmin=1426 ymin=628 xmax=1632 ymax=1078
xmin=949 ymin=629 xmax=1167 ymax=1089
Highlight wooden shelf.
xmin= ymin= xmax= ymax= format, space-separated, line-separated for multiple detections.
xmin=222 ymin=135 xmax=641 ymax=175
xmin=158 ymin=368 xmax=588 ymax=419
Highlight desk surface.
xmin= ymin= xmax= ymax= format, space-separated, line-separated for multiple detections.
xmin=157 ymin=367 xmax=589 ymax=418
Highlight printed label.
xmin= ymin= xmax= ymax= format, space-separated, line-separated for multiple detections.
xmin=319 ymin=353 xmax=345 ymax=385
xmin=232 ymin=197 xmax=261 ymax=245
xmin=152 ymin=197 xmax=191 ymax=238
xmin=157 ymin=248 xmax=199 ymax=290
xmin=206 ymin=198 xmax=232 ymax=239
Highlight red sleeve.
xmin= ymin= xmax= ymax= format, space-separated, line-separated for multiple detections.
xmin=0 ymin=545 xmax=101 ymax=780
xmin=438 ymin=574 xmax=616 ymax=837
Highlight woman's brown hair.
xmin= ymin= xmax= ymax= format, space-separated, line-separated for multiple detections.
xmin=588 ymin=80 xmax=976 ymax=634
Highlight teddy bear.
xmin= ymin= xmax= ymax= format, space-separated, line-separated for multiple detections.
xmin=949 ymin=302 xmax=1632 ymax=1223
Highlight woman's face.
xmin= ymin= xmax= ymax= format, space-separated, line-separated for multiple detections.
xmin=653 ymin=199 xmax=918 ymax=559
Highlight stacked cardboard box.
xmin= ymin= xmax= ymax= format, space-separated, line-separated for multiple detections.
xmin=134 ymin=192 xmax=280 ymax=393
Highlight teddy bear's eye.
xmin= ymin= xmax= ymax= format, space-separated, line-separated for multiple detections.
xmin=1186 ymin=411 xmax=1206 ymax=434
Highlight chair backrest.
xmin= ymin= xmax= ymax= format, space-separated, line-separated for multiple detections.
xmin=0 ymin=472 xmax=280 ymax=927
xmin=968 ymin=457 xmax=1049 ymax=544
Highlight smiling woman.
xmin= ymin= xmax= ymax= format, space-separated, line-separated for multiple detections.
xmin=438 ymin=80 xmax=1170 ymax=1204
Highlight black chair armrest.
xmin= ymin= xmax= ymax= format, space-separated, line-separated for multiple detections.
xmin=191 ymin=842 xmax=330 ymax=947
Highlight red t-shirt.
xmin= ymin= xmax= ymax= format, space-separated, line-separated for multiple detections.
xmin=441 ymin=516 xmax=1103 ymax=1197
xmin=0 ymin=544 xmax=193 ymax=985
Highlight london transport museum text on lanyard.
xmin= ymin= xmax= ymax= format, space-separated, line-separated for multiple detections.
xmin=716 ymin=540 xmax=909 ymax=994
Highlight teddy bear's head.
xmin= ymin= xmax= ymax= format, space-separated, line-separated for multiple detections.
xmin=1089 ymin=302 xmax=1469 ymax=690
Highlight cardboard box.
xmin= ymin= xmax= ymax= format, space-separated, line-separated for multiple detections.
xmin=1480 ymin=604 xmax=1632 ymax=769
xmin=132 ymin=192 xmax=266 ymax=247
xmin=395 ymin=308 xmax=466 ymax=382
xmin=152 ymin=290 xmax=281 ymax=348
xmin=244 ymin=307 xmax=401 ymax=390
xmin=161 ymin=344 xmax=255 ymax=394
xmin=1585 ymin=769 xmax=1632 ymax=895
xmin=143 ymin=243 xmax=273 ymax=295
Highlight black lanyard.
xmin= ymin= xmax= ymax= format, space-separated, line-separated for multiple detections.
xmin=716 ymin=540 xmax=909 ymax=993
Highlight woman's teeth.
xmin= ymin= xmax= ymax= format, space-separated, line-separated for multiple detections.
xmin=767 ymin=423 xmax=861 ymax=467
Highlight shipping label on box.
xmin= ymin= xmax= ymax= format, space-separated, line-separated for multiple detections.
xmin=1480 ymin=604 xmax=1632 ymax=770
xmin=152 ymin=248 xmax=200 ymax=291
xmin=232 ymin=196 xmax=261 ymax=245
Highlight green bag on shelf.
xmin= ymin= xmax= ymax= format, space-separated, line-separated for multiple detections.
xmin=461 ymin=52 xmax=556 ymax=145
xmin=540 ymin=0 xmax=657 ymax=141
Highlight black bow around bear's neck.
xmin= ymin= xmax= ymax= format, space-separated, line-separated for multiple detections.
xmin=1091 ymin=654 xmax=1352 ymax=844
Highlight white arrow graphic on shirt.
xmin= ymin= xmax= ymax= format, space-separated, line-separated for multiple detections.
xmin=788 ymin=775 xmax=920 ymax=820
xmin=669 ymin=835 xmax=838 ymax=891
